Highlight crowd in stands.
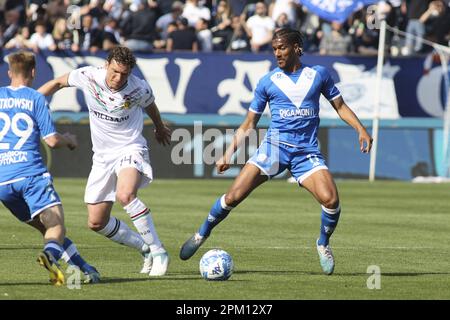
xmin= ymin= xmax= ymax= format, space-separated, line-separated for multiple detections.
xmin=1 ymin=0 xmax=450 ymax=56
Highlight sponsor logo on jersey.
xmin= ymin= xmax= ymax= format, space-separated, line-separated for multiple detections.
xmin=0 ymin=151 xmax=28 ymax=166
xmin=92 ymin=110 xmax=130 ymax=123
xmin=279 ymin=107 xmax=315 ymax=119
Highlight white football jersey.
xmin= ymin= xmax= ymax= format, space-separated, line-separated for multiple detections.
xmin=68 ymin=66 xmax=155 ymax=155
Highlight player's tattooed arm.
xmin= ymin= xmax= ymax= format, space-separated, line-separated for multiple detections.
xmin=38 ymin=73 xmax=70 ymax=96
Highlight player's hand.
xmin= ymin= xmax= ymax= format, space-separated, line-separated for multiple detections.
xmin=359 ymin=130 xmax=373 ymax=153
xmin=154 ymin=125 xmax=171 ymax=146
xmin=216 ymin=157 xmax=231 ymax=174
xmin=63 ymin=132 xmax=78 ymax=150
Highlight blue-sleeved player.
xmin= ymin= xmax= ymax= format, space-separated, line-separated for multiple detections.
xmin=180 ymin=28 xmax=373 ymax=275
xmin=0 ymin=51 xmax=99 ymax=285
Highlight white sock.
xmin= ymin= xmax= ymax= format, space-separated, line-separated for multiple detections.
xmin=97 ymin=216 xmax=148 ymax=253
xmin=124 ymin=198 xmax=164 ymax=253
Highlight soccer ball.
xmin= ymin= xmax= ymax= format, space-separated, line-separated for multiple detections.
xmin=199 ymin=249 xmax=234 ymax=281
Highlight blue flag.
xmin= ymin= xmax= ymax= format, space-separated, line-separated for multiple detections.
xmin=298 ymin=0 xmax=380 ymax=23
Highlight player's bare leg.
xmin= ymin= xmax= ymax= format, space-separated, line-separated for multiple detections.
xmin=301 ymin=169 xmax=340 ymax=275
xmin=180 ymin=163 xmax=268 ymax=260
xmin=116 ymin=167 xmax=168 ymax=276
xmin=35 ymin=205 xmax=66 ymax=286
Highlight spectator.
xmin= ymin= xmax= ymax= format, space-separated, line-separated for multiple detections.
xmin=52 ymin=17 xmax=72 ymax=50
xmin=274 ymin=12 xmax=290 ymax=30
xmin=244 ymin=1 xmax=275 ymax=52
xmin=46 ymin=0 xmax=68 ymax=25
xmin=29 ymin=20 xmax=57 ymax=52
xmin=226 ymin=14 xmax=250 ymax=52
xmin=353 ymin=10 xmax=379 ymax=55
xmin=102 ymin=16 xmax=120 ymax=50
xmin=182 ymin=0 xmax=211 ymax=27
xmin=269 ymin=0 xmax=298 ymax=28
xmin=210 ymin=0 xmax=233 ymax=51
xmin=103 ymin=0 xmax=123 ymax=21
xmin=166 ymin=17 xmax=198 ymax=52
xmin=319 ymin=21 xmax=352 ymax=55
xmin=155 ymin=0 xmax=183 ymax=41
xmin=121 ymin=0 xmax=158 ymax=52
xmin=87 ymin=0 xmax=109 ymax=26
xmin=4 ymin=25 xmax=31 ymax=49
xmin=72 ymin=14 xmax=103 ymax=53
xmin=402 ymin=0 xmax=432 ymax=55
xmin=421 ymin=0 xmax=449 ymax=46
xmin=0 ymin=8 xmax=22 ymax=47
xmin=298 ymin=5 xmax=321 ymax=52
xmin=196 ymin=17 xmax=212 ymax=52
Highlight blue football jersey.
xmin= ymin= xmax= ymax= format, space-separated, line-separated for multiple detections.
xmin=0 ymin=86 xmax=56 ymax=183
xmin=249 ymin=64 xmax=341 ymax=149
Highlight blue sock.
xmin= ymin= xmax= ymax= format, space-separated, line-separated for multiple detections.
xmin=198 ymin=195 xmax=234 ymax=237
xmin=44 ymin=240 xmax=63 ymax=261
xmin=62 ymin=238 xmax=91 ymax=272
xmin=318 ymin=205 xmax=341 ymax=246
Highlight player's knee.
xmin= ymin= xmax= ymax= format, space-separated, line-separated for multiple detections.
xmin=224 ymin=191 xmax=244 ymax=207
xmin=88 ymin=220 xmax=107 ymax=232
xmin=116 ymin=191 xmax=136 ymax=207
xmin=321 ymin=194 xmax=339 ymax=210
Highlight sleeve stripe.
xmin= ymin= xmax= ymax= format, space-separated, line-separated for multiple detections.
xmin=249 ymin=107 xmax=263 ymax=114
xmin=42 ymin=132 xmax=57 ymax=139
xmin=329 ymin=94 xmax=341 ymax=101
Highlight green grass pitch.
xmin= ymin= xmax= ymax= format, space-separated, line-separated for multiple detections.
xmin=0 ymin=178 xmax=449 ymax=300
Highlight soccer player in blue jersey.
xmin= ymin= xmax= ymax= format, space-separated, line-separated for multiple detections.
xmin=0 ymin=51 xmax=99 ymax=285
xmin=180 ymin=28 xmax=373 ymax=275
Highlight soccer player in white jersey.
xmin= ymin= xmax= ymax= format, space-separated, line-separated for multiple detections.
xmin=0 ymin=51 xmax=100 ymax=285
xmin=38 ymin=46 xmax=171 ymax=276
xmin=180 ymin=28 xmax=373 ymax=275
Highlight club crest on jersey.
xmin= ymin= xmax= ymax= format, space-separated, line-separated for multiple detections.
xmin=123 ymin=100 xmax=131 ymax=109
xmin=304 ymin=69 xmax=314 ymax=80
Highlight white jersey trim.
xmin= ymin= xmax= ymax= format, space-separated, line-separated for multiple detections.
xmin=246 ymin=160 xmax=272 ymax=179
xmin=0 ymin=177 xmax=26 ymax=186
xmin=329 ymin=93 xmax=341 ymax=101
xmin=42 ymin=132 xmax=57 ymax=139
xmin=30 ymin=201 xmax=62 ymax=220
xmin=249 ymin=107 xmax=263 ymax=114
xmin=297 ymin=165 xmax=328 ymax=185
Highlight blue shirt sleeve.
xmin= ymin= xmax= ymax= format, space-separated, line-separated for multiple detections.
xmin=249 ymin=78 xmax=268 ymax=114
xmin=318 ymin=66 xmax=341 ymax=101
xmin=34 ymin=93 xmax=57 ymax=139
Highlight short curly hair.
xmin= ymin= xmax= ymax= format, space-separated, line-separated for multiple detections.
xmin=273 ymin=28 xmax=304 ymax=55
xmin=106 ymin=46 xmax=136 ymax=69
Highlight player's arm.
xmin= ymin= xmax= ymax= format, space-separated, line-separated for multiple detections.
xmin=44 ymin=132 xmax=77 ymax=150
xmin=144 ymin=101 xmax=171 ymax=146
xmin=216 ymin=111 xmax=262 ymax=174
xmin=38 ymin=73 xmax=70 ymax=96
xmin=330 ymin=96 xmax=373 ymax=153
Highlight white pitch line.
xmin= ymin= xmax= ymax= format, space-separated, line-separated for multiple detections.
xmin=205 ymin=246 xmax=443 ymax=250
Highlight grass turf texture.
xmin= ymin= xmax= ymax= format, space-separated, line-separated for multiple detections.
xmin=0 ymin=178 xmax=449 ymax=299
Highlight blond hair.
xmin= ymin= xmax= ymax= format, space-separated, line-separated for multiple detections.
xmin=8 ymin=51 xmax=36 ymax=77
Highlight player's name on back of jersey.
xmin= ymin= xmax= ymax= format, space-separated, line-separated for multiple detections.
xmin=0 ymin=98 xmax=34 ymax=111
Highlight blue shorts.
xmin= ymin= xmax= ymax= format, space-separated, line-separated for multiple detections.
xmin=0 ymin=173 xmax=61 ymax=222
xmin=247 ymin=140 xmax=328 ymax=185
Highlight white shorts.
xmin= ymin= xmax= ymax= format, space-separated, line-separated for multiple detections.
xmin=84 ymin=147 xmax=153 ymax=204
